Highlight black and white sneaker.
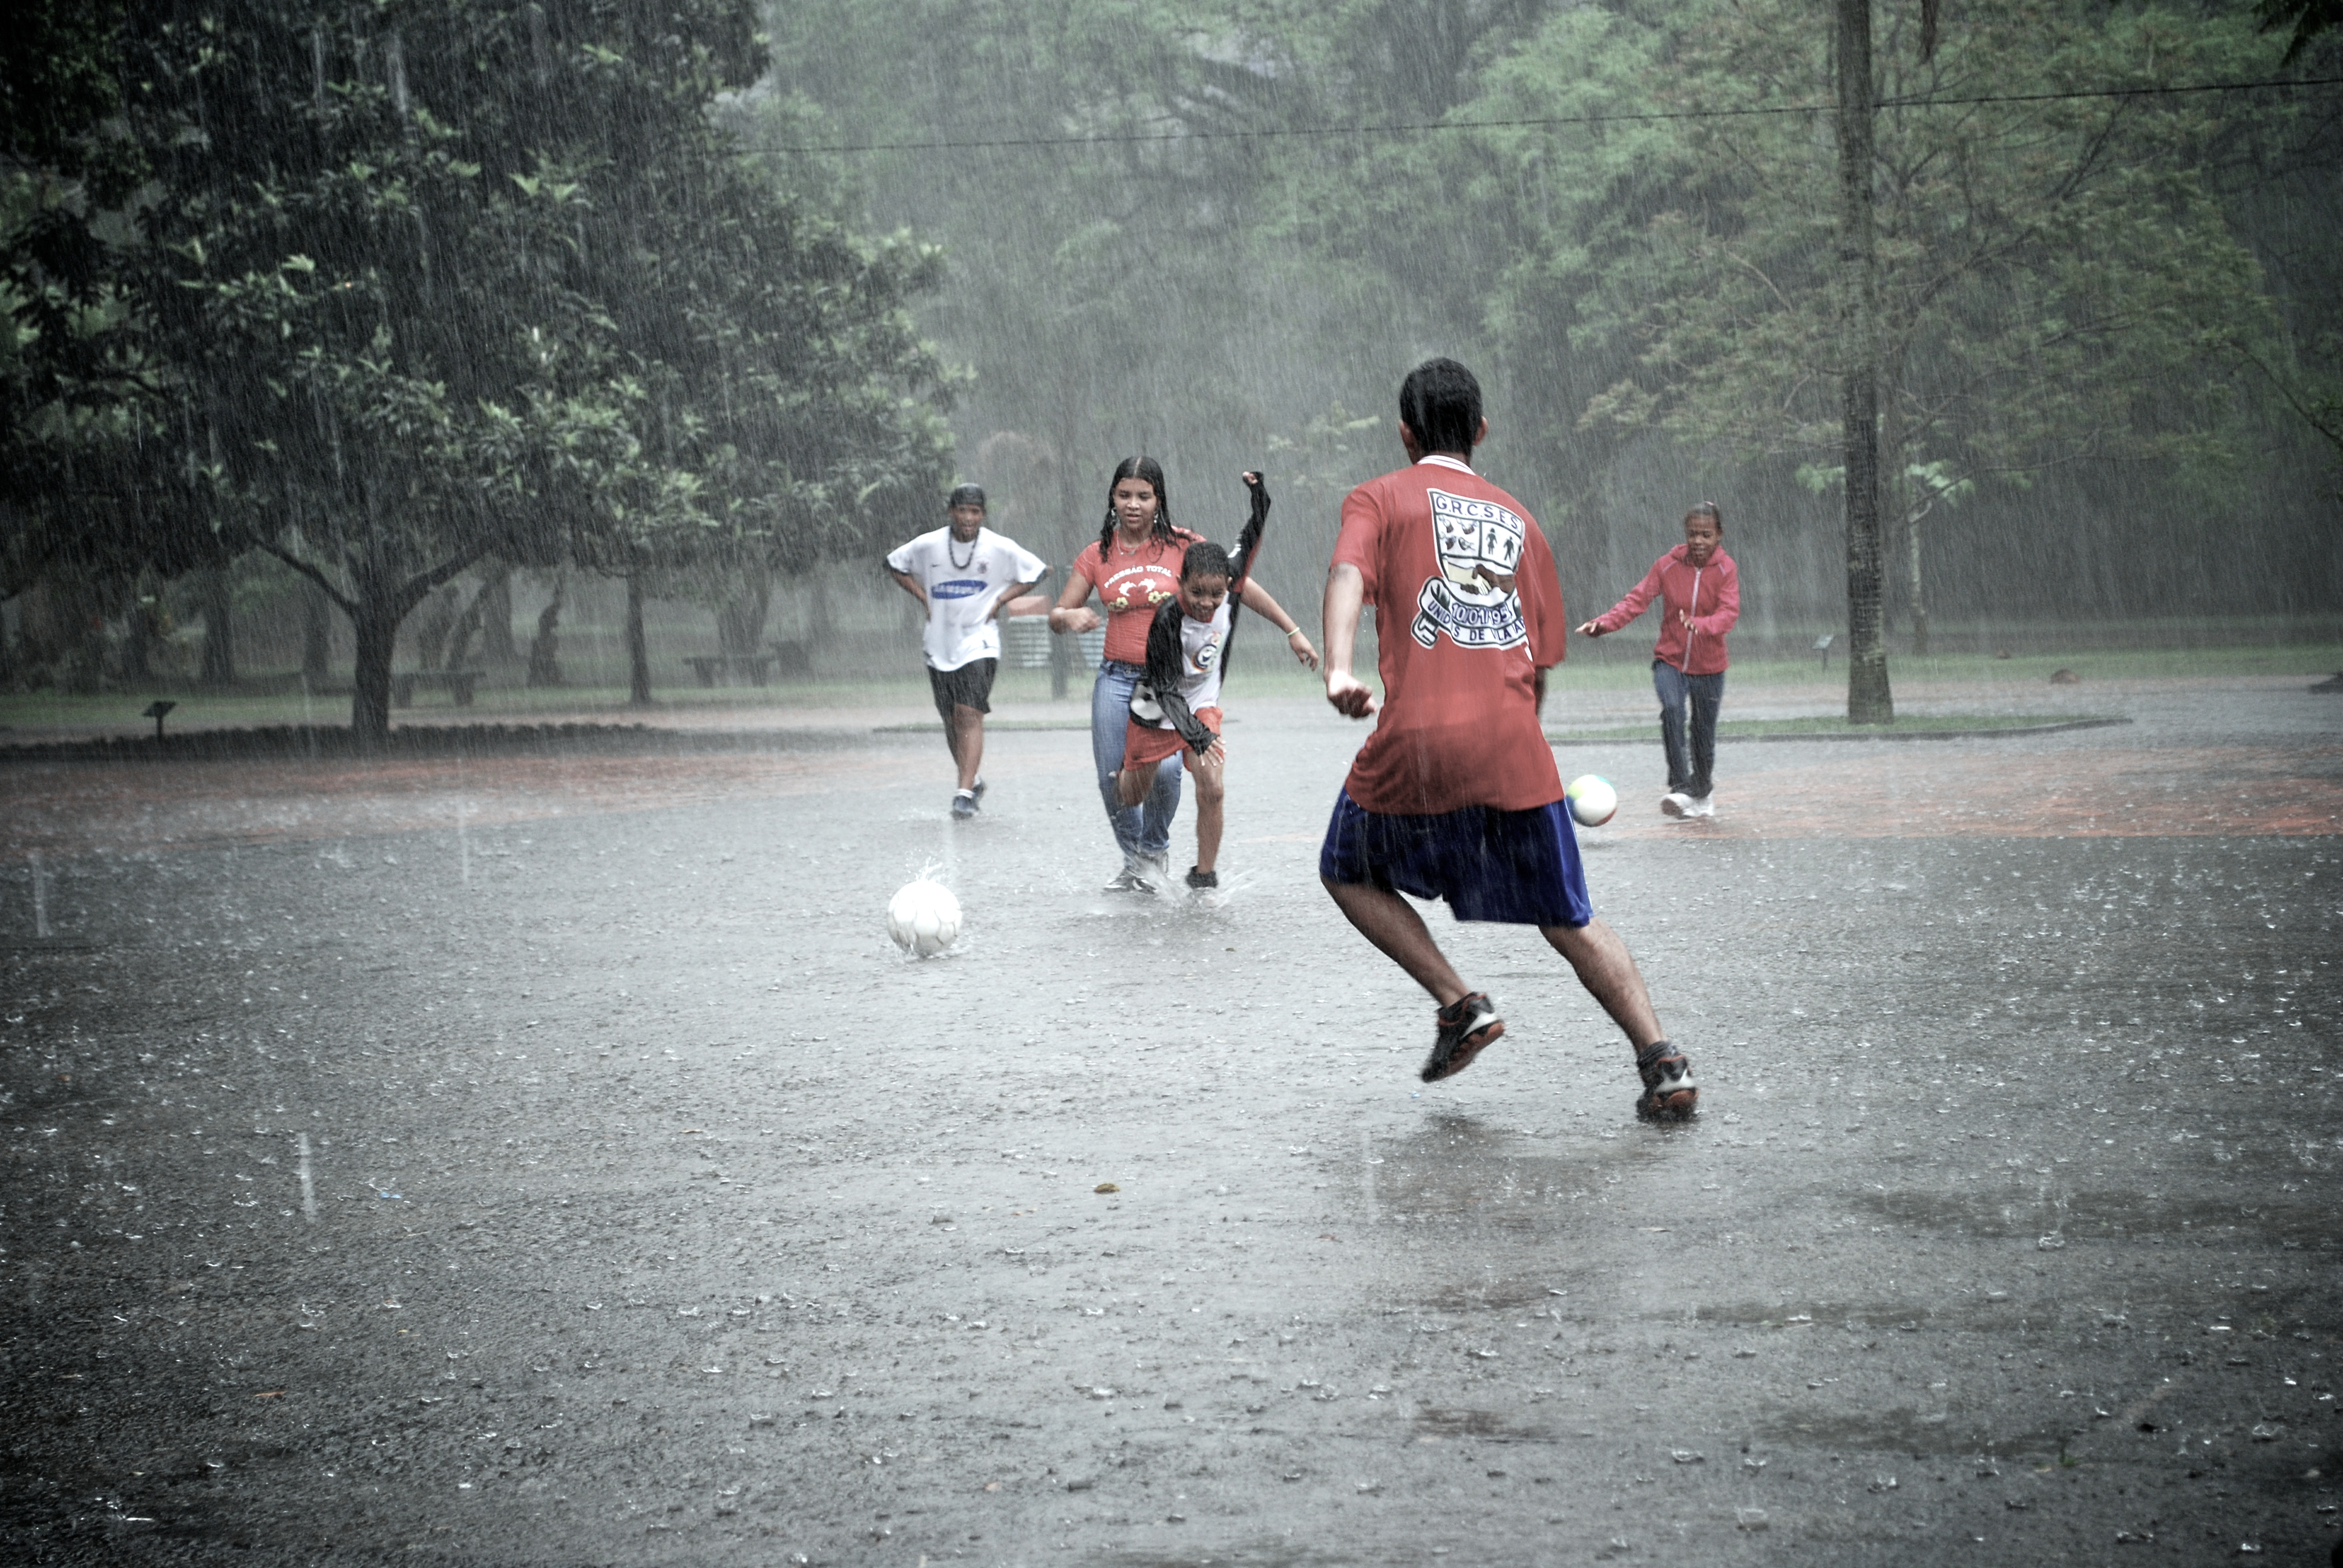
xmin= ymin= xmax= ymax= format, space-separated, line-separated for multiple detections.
xmin=1634 ymin=1040 xmax=1700 ymax=1120
xmin=1421 ymin=992 xmax=1504 ymax=1083
xmin=951 ymin=789 xmax=978 ymax=819
xmin=971 ymin=777 xmax=988 ymax=805
xmin=1185 ymin=866 xmax=1218 ymax=890
xmin=1104 ymin=860 xmax=1142 ymax=892
xmin=1130 ymin=852 xmax=1171 ymax=895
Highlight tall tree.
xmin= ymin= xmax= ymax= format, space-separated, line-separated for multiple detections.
xmin=1 ymin=0 xmax=228 ymax=622
xmin=1514 ymin=0 xmax=2281 ymax=644
xmin=114 ymin=0 xmax=950 ymax=739
xmin=1836 ymin=0 xmax=1892 ymax=720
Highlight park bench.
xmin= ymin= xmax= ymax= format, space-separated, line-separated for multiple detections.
xmin=391 ymin=670 xmax=482 ymax=707
xmin=683 ymin=653 xmax=778 ymax=687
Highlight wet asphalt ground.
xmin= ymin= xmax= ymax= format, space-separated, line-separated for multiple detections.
xmin=1 ymin=678 xmax=2338 ymax=1566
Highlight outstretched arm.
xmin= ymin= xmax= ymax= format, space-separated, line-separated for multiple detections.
xmin=1230 ymin=470 xmax=1272 ymax=583
xmin=1236 ymin=578 xmax=1320 ymax=668
xmin=1576 ymin=557 xmax=1665 ymax=638
xmin=1322 ymin=562 xmax=1375 ymax=717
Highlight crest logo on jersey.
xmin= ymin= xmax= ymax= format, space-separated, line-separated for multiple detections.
xmin=1413 ymin=488 xmax=1528 ymax=650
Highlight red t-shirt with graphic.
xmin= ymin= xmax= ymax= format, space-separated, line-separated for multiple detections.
xmin=1072 ymin=529 xmax=1202 ymax=664
xmin=1332 ymin=457 xmax=1569 ymax=816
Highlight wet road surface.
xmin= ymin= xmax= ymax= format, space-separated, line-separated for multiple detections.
xmin=2 ymin=677 xmax=2338 ymax=1565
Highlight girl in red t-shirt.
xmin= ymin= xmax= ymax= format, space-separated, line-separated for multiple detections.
xmin=1049 ymin=457 xmax=1316 ymax=892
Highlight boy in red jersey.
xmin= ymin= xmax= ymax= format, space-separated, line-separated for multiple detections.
xmin=1317 ymin=359 xmax=1697 ymax=1118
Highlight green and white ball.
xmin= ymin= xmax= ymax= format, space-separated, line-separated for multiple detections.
xmin=1565 ymin=774 xmax=1619 ymax=829
xmin=886 ymin=878 xmax=962 ymax=957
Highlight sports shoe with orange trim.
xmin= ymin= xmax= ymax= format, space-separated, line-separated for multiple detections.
xmin=1421 ymin=993 xmax=1504 ymax=1083
xmin=1634 ymin=1040 xmax=1700 ymax=1120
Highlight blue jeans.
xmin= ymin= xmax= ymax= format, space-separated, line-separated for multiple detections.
xmin=1092 ymin=661 xmax=1182 ymax=857
xmin=1653 ymin=661 xmax=1725 ymax=799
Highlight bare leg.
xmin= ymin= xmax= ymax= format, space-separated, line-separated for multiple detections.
xmin=1541 ymin=918 xmax=1664 ymax=1050
xmin=1188 ymin=747 xmax=1225 ymax=874
xmin=1321 ymin=878 xmax=1468 ymax=1006
xmin=1115 ymin=763 xmax=1149 ymax=808
xmin=950 ymin=705 xmax=985 ymax=792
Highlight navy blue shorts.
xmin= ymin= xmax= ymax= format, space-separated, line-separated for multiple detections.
xmin=1318 ymin=789 xmax=1593 ymax=928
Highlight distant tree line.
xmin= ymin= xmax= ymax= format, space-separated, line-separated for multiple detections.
xmin=1 ymin=0 xmax=954 ymax=739
xmin=756 ymin=0 xmax=2341 ymax=707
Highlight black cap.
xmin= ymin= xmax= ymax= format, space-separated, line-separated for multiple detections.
xmin=947 ymin=483 xmax=986 ymax=511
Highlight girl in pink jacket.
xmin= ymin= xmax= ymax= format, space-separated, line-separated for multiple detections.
xmin=1576 ymin=503 xmax=1738 ymax=819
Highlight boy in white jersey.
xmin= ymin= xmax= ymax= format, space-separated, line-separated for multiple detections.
xmin=885 ymin=484 xmax=1048 ymax=818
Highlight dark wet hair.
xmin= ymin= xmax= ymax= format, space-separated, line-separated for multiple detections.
xmin=1685 ymin=501 xmax=1723 ymax=532
xmin=1398 ymin=358 xmax=1483 ymax=457
xmin=1097 ymin=456 xmax=1182 ymax=561
xmin=1181 ymin=540 xmax=1232 ymax=583
xmin=948 ymin=483 xmax=986 ymax=511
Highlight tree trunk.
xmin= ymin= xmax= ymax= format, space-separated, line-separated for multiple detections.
xmin=716 ymin=569 xmax=772 ymax=658
xmin=807 ymin=564 xmax=836 ymax=642
xmin=413 ymin=584 xmax=460 ymax=671
xmin=1835 ymin=0 xmax=1894 ymax=724
xmin=301 ymin=579 xmax=333 ymax=682
xmin=198 ymin=568 xmax=237 ymax=686
xmin=350 ymin=598 xmax=399 ymax=747
xmin=625 ymin=569 xmax=652 ymax=706
xmin=526 ymin=575 xmax=565 ymax=687
xmin=444 ymin=592 xmax=479 ymax=673
xmin=122 ymin=573 xmax=160 ymax=684
xmin=476 ymin=564 xmax=517 ymax=663
xmin=1907 ymin=515 xmax=1930 ymax=655
xmin=1052 ymin=404 xmax=1083 ymax=700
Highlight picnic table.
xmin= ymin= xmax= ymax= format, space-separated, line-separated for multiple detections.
xmin=683 ymin=653 xmax=778 ymax=687
xmin=391 ymin=670 xmax=482 ymax=707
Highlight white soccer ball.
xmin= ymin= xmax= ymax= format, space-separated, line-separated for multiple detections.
xmin=886 ymin=878 xmax=962 ymax=958
xmin=1565 ymin=774 xmax=1619 ymax=828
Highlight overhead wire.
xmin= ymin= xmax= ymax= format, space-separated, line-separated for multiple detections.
xmin=743 ymin=74 xmax=2343 ymax=157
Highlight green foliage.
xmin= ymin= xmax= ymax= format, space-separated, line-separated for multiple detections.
xmin=0 ymin=0 xmax=955 ymax=720
xmin=1456 ymin=0 xmax=2284 ymax=494
xmin=2258 ymin=0 xmax=2342 ymax=65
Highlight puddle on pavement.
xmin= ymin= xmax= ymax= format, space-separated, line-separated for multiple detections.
xmin=1851 ymin=1186 xmax=2329 ymax=1244
xmin=1363 ymin=1116 xmax=1686 ymax=1226
xmin=1411 ymin=1406 xmax=1559 ymax=1443
xmin=1754 ymin=1407 xmax=2075 ymax=1460
xmin=1108 ymin=1545 xmax=1366 ymax=1568
xmin=1415 ymin=1276 xmax=1588 ymax=1314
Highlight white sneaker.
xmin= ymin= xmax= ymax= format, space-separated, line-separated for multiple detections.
xmin=1686 ymin=794 xmax=1714 ymax=818
xmin=1660 ymin=792 xmax=1693 ymax=818
xmin=1132 ymin=852 xmax=1172 ymax=893
xmin=1103 ymin=861 xmax=1142 ymax=892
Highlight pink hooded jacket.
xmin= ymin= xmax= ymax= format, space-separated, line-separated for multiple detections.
xmin=1591 ymin=543 xmax=1738 ymax=675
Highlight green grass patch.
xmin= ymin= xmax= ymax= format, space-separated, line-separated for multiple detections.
xmin=1542 ymin=642 xmax=2343 ymax=692
xmin=1547 ymin=713 xmax=2127 ymax=743
xmin=4 ymin=633 xmax=2330 ymax=734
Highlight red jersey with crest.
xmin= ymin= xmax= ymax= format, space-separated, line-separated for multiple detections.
xmin=1332 ymin=456 xmax=1569 ymax=815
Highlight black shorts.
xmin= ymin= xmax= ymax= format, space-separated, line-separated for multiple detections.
xmin=929 ymin=658 xmax=997 ymax=720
